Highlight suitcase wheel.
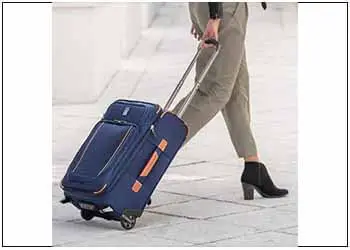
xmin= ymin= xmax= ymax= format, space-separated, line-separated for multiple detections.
xmin=147 ymin=199 xmax=152 ymax=206
xmin=81 ymin=209 xmax=94 ymax=221
xmin=120 ymin=215 xmax=136 ymax=230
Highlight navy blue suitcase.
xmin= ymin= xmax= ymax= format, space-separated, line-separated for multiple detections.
xmin=60 ymin=39 xmax=220 ymax=230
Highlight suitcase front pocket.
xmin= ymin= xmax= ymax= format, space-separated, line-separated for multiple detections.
xmin=71 ymin=121 xmax=136 ymax=178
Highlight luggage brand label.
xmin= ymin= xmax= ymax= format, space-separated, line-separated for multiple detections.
xmin=122 ymin=107 xmax=130 ymax=116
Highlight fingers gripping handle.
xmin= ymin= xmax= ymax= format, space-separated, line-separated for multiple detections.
xmin=163 ymin=39 xmax=220 ymax=117
xmin=204 ymin=38 xmax=220 ymax=50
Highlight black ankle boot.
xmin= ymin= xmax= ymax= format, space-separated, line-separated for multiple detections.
xmin=240 ymin=162 xmax=288 ymax=200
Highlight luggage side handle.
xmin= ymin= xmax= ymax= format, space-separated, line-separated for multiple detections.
xmin=163 ymin=39 xmax=221 ymax=118
xmin=131 ymin=139 xmax=168 ymax=193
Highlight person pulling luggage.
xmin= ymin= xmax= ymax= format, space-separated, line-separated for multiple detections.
xmin=172 ymin=2 xmax=288 ymax=200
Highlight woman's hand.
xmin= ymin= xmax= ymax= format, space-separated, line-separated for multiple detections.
xmin=190 ymin=23 xmax=201 ymax=41
xmin=201 ymin=19 xmax=220 ymax=48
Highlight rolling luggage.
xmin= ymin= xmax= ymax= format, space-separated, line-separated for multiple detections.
xmin=60 ymin=39 xmax=220 ymax=230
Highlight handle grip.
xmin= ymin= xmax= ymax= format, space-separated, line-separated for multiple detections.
xmin=204 ymin=38 xmax=220 ymax=50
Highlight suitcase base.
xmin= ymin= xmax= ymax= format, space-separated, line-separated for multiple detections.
xmin=80 ymin=209 xmax=136 ymax=230
xmin=60 ymin=196 xmax=152 ymax=230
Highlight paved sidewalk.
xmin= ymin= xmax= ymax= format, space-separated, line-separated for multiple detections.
xmin=52 ymin=3 xmax=297 ymax=247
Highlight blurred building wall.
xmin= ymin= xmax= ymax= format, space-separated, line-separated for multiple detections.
xmin=52 ymin=2 xmax=163 ymax=104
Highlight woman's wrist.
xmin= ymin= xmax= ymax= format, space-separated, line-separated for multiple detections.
xmin=208 ymin=18 xmax=221 ymax=28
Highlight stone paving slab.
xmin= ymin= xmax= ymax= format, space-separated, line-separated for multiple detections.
xmin=60 ymin=231 xmax=192 ymax=247
xmin=134 ymin=219 xmax=260 ymax=245
xmin=207 ymin=208 xmax=297 ymax=232
xmin=53 ymin=201 xmax=81 ymax=222
xmin=148 ymin=198 xmax=261 ymax=220
xmin=52 ymin=183 xmax=62 ymax=197
xmin=52 ymin=220 xmax=126 ymax=246
xmin=53 ymin=210 xmax=188 ymax=246
xmin=157 ymin=175 xmax=244 ymax=199
xmin=202 ymin=231 xmax=297 ymax=247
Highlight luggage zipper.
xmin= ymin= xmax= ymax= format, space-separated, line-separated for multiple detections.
xmin=101 ymin=119 xmax=137 ymax=127
xmin=96 ymin=126 xmax=133 ymax=177
xmin=112 ymin=119 xmax=135 ymax=126
xmin=72 ymin=122 xmax=104 ymax=173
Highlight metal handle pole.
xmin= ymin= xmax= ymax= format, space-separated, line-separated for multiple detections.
xmin=177 ymin=45 xmax=220 ymax=118
xmin=163 ymin=48 xmax=201 ymax=112
xmin=163 ymin=39 xmax=221 ymax=117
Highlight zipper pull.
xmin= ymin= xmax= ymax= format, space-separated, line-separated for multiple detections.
xmin=113 ymin=119 xmax=126 ymax=125
xmin=150 ymin=125 xmax=157 ymax=137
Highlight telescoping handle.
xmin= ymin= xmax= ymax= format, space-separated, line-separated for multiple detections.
xmin=163 ymin=39 xmax=221 ymax=118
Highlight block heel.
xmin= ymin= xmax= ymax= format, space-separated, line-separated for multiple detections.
xmin=240 ymin=162 xmax=289 ymax=199
xmin=242 ymin=182 xmax=254 ymax=200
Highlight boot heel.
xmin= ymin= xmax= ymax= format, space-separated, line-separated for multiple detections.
xmin=242 ymin=182 xmax=254 ymax=200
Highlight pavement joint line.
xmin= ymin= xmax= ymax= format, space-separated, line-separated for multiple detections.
xmin=154 ymin=33 xmax=164 ymax=53
xmin=158 ymin=190 xmax=267 ymax=209
xmin=126 ymin=32 xmax=165 ymax=99
xmin=128 ymin=69 xmax=148 ymax=98
xmin=278 ymin=224 xmax=298 ymax=229
xmin=125 ymin=34 xmax=144 ymax=59
xmin=148 ymin=8 xmax=161 ymax=28
xmin=171 ymin=160 xmax=208 ymax=168
xmin=59 ymin=114 xmax=100 ymax=119
xmin=158 ymin=190 xmax=213 ymax=199
xmin=269 ymin=202 xmax=296 ymax=209
xmin=147 ymin=196 xmax=202 ymax=209
xmin=273 ymin=230 xmax=298 ymax=236
xmin=126 ymin=33 xmax=165 ymax=99
xmin=145 ymin=209 xmax=200 ymax=221
xmin=271 ymin=224 xmax=298 ymax=231
xmin=129 ymin=217 xmax=191 ymax=234
xmin=52 ymin=218 xmax=81 ymax=223
xmin=201 ymin=207 xmax=266 ymax=221
xmin=54 ymin=240 xmax=82 ymax=247
xmin=200 ymin=196 xmax=267 ymax=209
xmin=124 ymin=217 xmax=264 ymax=246
xmin=96 ymin=68 xmax=122 ymax=104
xmin=147 ymin=205 xmax=266 ymax=221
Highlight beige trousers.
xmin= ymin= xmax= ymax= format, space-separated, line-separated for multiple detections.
xmin=172 ymin=2 xmax=257 ymax=158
